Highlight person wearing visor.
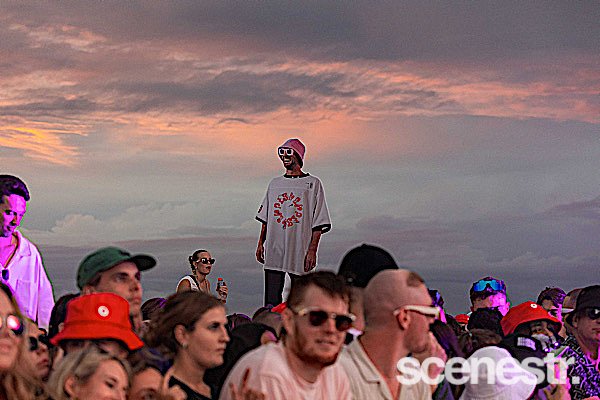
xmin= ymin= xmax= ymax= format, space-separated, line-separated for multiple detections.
xmin=559 ymin=284 xmax=600 ymax=400
xmin=469 ymin=276 xmax=510 ymax=316
xmin=177 ymin=249 xmax=228 ymax=302
xmin=220 ymin=272 xmax=353 ymax=400
xmin=255 ymin=138 xmax=331 ymax=306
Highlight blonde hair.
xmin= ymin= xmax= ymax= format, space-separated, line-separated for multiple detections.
xmin=47 ymin=346 xmax=131 ymax=400
xmin=0 ymin=285 xmax=44 ymax=400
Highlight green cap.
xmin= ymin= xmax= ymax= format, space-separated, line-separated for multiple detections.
xmin=77 ymin=246 xmax=156 ymax=289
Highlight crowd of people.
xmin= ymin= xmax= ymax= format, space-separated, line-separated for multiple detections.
xmin=1 ymin=138 xmax=599 ymax=400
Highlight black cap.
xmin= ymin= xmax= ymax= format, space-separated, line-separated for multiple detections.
xmin=337 ymin=244 xmax=398 ymax=288
xmin=567 ymin=285 xmax=600 ymax=325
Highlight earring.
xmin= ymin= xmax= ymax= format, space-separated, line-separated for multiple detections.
xmin=182 ymin=343 xmax=188 ymax=349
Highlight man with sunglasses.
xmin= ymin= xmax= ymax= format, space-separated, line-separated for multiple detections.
xmin=469 ymin=276 xmax=510 ymax=316
xmin=220 ymin=272 xmax=352 ymax=400
xmin=559 ymin=285 xmax=600 ymax=400
xmin=0 ymin=175 xmax=54 ymax=330
xmin=77 ymin=246 xmax=156 ymax=334
xmin=256 ymin=138 xmax=331 ymax=306
xmin=339 ymin=269 xmax=444 ymax=400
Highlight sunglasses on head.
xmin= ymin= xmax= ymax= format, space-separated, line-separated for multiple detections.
xmin=472 ymin=278 xmax=505 ymax=293
xmin=393 ymin=305 xmax=441 ymax=319
xmin=29 ymin=334 xmax=50 ymax=351
xmin=0 ymin=314 xmax=24 ymax=336
xmin=278 ymin=148 xmax=294 ymax=157
xmin=292 ymin=307 xmax=355 ymax=332
xmin=585 ymin=307 xmax=600 ymax=320
xmin=197 ymin=258 xmax=215 ymax=265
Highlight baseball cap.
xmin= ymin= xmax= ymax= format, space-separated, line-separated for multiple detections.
xmin=77 ymin=246 xmax=156 ymax=289
xmin=50 ymin=293 xmax=144 ymax=351
xmin=566 ymin=285 xmax=600 ymax=325
xmin=337 ymin=244 xmax=398 ymax=288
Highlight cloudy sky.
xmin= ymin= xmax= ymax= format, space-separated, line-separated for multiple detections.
xmin=1 ymin=2 xmax=599 ymax=315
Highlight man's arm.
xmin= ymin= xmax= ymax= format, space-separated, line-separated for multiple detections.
xmin=304 ymin=229 xmax=322 ymax=272
xmin=256 ymin=223 xmax=267 ymax=264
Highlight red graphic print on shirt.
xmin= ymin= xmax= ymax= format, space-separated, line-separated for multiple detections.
xmin=273 ymin=192 xmax=303 ymax=229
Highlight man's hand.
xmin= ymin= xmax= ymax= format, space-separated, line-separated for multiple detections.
xmin=256 ymin=242 xmax=265 ymax=264
xmin=230 ymin=369 xmax=265 ymax=400
xmin=304 ymin=248 xmax=317 ymax=272
xmin=412 ymin=332 xmax=447 ymax=393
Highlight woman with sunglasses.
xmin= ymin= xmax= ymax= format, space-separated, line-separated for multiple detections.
xmin=146 ymin=291 xmax=229 ymax=400
xmin=177 ymin=249 xmax=228 ymax=303
xmin=47 ymin=345 xmax=131 ymax=400
xmin=18 ymin=319 xmax=51 ymax=384
xmin=0 ymin=282 xmax=42 ymax=399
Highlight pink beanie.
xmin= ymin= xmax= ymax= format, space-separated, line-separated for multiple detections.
xmin=279 ymin=138 xmax=305 ymax=161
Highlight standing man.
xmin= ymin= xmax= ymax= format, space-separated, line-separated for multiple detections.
xmin=0 ymin=175 xmax=54 ymax=329
xmin=256 ymin=138 xmax=331 ymax=306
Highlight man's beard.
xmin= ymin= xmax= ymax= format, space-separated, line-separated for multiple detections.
xmin=287 ymin=322 xmax=341 ymax=367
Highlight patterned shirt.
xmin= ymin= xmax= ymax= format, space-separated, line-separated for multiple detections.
xmin=562 ymin=335 xmax=600 ymax=400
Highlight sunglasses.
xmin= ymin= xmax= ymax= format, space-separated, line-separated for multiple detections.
xmin=292 ymin=307 xmax=355 ymax=332
xmin=0 ymin=314 xmax=24 ymax=336
xmin=585 ymin=307 xmax=600 ymax=320
xmin=1 ymin=269 xmax=8 ymax=281
xmin=197 ymin=258 xmax=215 ymax=265
xmin=278 ymin=148 xmax=294 ymax=157
xmin=29 ymin=334 xmax=50 ymax=351
xmin=471 ymin=278 xmax=505 ymax=293
xmin=393 ymin=305 xmax=441 ymax=319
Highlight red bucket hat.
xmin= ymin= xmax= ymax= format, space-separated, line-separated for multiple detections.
xmin=501 ymin=301 xmax=561 ymax=336
xmin=50 ymin=293 xmax=144 ymax=351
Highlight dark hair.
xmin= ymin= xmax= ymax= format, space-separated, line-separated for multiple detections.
xmin=431 ymin=320 xmax=463 ymax=359
xmin=188 ymin=249 xmax=208 ymax=266
xmin=145 ymin=291 xmax=223 ymax=358
xmin=226 ymin=313 xmax=251 ymax=334
xmin=467 ymin=308 xmax=504 ymax=337
xmin=458 ymin=329 xmax=502 ymax=358
xmin=445 ymin=314 xmax=465 ymax=338
xmin=0 ymin=175 xmax=30 ymax=202
xmin=48 ymin=293 xmax=80 ymax=339
xmin=252 ymin=305 xmax=274 ymax=320
xmin=141 ymin=297 xmax=166 ymax=321
xmin=293 ymin=151 xmax=303 ymax=168
xmin=286 ymin=271 xmax=350 ymax=309
xmin=428 ymin=289 xmax=445 ymax=309
xmin=536 ymin=287 xmax=566 ymax=308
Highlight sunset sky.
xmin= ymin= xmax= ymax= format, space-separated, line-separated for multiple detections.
xmin=2 ymin=2 xmax=599 ymax=314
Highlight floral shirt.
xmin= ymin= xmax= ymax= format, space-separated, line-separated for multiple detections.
xmin=562 ymin=335 xmax=600 ymax=400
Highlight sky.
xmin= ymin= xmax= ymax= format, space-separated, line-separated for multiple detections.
xmin=1 ymin=2 xmax=599 ymax=315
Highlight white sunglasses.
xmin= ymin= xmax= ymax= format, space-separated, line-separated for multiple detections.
xmin=278 ymin=148 xmax=294 ymax=156
xmin=393 ymin=305 xmax=440 ymax=319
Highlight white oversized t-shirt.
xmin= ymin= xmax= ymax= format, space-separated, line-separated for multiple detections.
xmin=256 ymin=174 xmax=331 ymax=274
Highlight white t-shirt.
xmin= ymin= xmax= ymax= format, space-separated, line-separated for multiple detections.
xmin=256 ymin=174 xmax=331 ymax=274
xmin=220 ymin=342 xmax=351 ymax=400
